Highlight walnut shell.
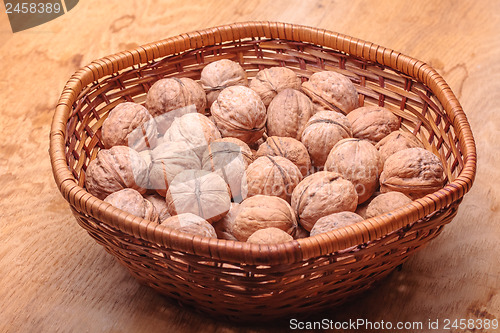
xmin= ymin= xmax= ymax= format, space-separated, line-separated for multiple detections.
xmin=212 ymin=202 xmax=240 ymax=240
xmin=145 ymin=78 xmax=207 ymax=134
xmin=301 ymin=71 xmax=359 ymax=115
xmin=247 ymin=227 xmax=294 ymax=244
xmin=324 ymin=138 xmax=383 ymax=204
xmin=301 ymin=110 xmax=353 ymax=166
xmin=144 ymin=194 xmax=171 ymax=223
xmin=163 ymin=112 xmax=221 ymax=159
xmin=380 ymin=147 xmax=446 ymax=199
xmin=346 ymin=106 xmax=400 ymax=144
xmin=231 ymin=195 xmax=297 ymax=241
xmin=165 ymin=170 xmax=231 ymax=223
xmin=256 ymin=136 xmax=312 ymax=176
xmin=354 ymin=191 xmax=381 ymax=219
xmin=365 ymin=191 xmax=412 ymax=218
xmin=375 ymin=130 xmax=425 ymax=165
xmin=245 ymin=156 xmax=303 ymax=202
xmin=200 ymin=59 xmax=248 ymax=106
xmin=201 ymin=139 xmax=252 ymax=202
xmin=211 ymin=86 xmax=267 ymax=145
xmin=102 ymin=102 xmax=158 ymax=151
xmin=161 ymin=213 xmax=217 ymax=238
xmin=149 ymin=141 xmax=202 ymax=196
xmin=213 ymin=137 xmax=254 ymax=166
xmin=291 ymin=171 xmax=358 ymax=231
xmin=266 ymin=89 xmax=314 ymax=140
xmin=104 ymin=188 xmax=158 ymax=222
xmin=249 ymin=67 xmax=301 ymax=106
xmin=310 ymin=212 xmax=364 ymax=236
xmin=85 ymin=146 xmax=149 ymax=200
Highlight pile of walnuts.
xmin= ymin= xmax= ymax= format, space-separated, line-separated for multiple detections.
xmin=85 ymin=60 xmax=446 ymax=245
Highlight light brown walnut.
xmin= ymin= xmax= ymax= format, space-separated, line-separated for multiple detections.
xmin=145 ymin=78 xmax=207 ymax=134
xmin=249 ymin=67 xmax=301 ymax=106
xmin=380 ymin=147 xmax=446 ymax=199
xmin=291 ymin=171 xmax=358 ymax=231
xmin=104 ymin=188 xmax=158 ymax=223
xmin=310 ymin=212 xmax=364 ymax=236
xmin=144 ymin=194 xmax=171 ymax=223
xmin=165 ymin=170 xmax=231 ymax=223
xmin=324 ymin=138 xmax=383 ymax=204
xmin=266 ymin=89 xmax=314 ymax=140
xmin=245 ymin=156 xmax=303 ymax=203
xmin=85 ymin=146 xmax=149 ymax=200
xmin=211 ymin=86 xmax=267 ymax=145
xmin=256 ymin=136 xmax=311 ymax=176
xmin=161 ymin=213 xmax=217 ymax=238
xmin=212 ymin=202 xmax=240 ymax=240
xmin=375 ymin=130 xmax=425 ymax=165
xmin=200 ymin=59 xmax=248 ymax=106
xmin=102 ymin=102 xmax=158 ymax=151
xmin=231 ymin=195 xmax=297 ymax=242
xmin=301 ymin=71 xmax=359 ymax=115
xmin=246 ymin=227 xmax=294 ymax=244
xmin=301 ymin=110 xmax=352 ymax=166
xmin=365 ymin=191 xmax=412 ymax=218
xmin=346 ymin=105 xmax=400 ymax=144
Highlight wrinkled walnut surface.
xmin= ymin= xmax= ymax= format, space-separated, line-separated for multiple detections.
xmin=365 ymin=191 xmax=412 ymax=218
xmin=104 ymin=188 xmax=158 ymax=222
xmin=249 ymin=67 xmax=301 ymax=106
xmin=200 ymin=59 xmax=248 ymax=106
xmin=256 ymin=136 xmax=312 ymax=177
xmin=346 ymin=105 xmax=400 ymax=144
xmin=310 ymin=212 xmax=364 ymax=236
xmin=161 ymin=213 xmax=217 ymax=238
xmin=212 ymin=202 xmax=240 ymax=240
xmin=376 ymin=130 xmax=425 ymax=164
xmin=380 ymin=147 xmax=446 ymax=199
xmin=246 ymin=227 xmax=294 ymax=244
xmin=144 ymin=194 xmax=171 ymax=223
xmin=291 ymin=171 xmax=358 ymax=231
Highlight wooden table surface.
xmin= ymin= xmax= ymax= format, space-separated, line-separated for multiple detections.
xmin=0 ymin=0 xmax=499 ymax=332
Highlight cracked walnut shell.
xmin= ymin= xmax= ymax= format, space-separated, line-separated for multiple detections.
xmin=249 ymin=67 xmax=301 ymax=106
xmin=266 ymin=89 xmax=314 ymax=141
xmin=346 ymin=105 xmax=400 ymax=144
xmin=200 ymin=59 xmax=248 ymax=106
xmin=301 ymin=71 xmax=359 ymax=115
xmin=161 ymin=213 xmax=217 ymax=238
xmin=256 ymin=136 xmax=311 ymax=177
xmin=104 ymin=188 xmax=158 ymax=223
xmin=380 ymin=147 xmax=446 ymax=199
xmin=291 ymin=171 xmax=358 ymax=231
xmin=85 ymin=146 xmax=149 ymax=200
xmin=102 ymin=102 xmax=158 ymax=152
xmin=211 ymin=86 xmax=267 ymax=145
xmin=231 ymin=195 xmax=297 ymax=242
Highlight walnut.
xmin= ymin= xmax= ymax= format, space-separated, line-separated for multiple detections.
xmin=165 ymin=170 xmax=231 ymax=223
xmin=200 ymin=59 xmax=248 ymax=106
xmin=301 ymin=110 xmax=352 ymax=166
xmin=249 ymin=67 xmax=301 ymax=106
xmin=346 ymin=106 xmax=400 ymax=144
xmin=310 ymin=212 xmax=364 ymax=236
xmin=101 ymin=102 xmax=158 ymax=151
xmin=85 ymin=146 xmax=149 ymax=200
xmin=365 ymin=191 xmax=412 ymax=218
xmin=245 ymin=156 xmax=303 ymax=202
xmin=163 ymin=112 xmax=221 ymax=159
xmin=144 ymin=194 xmax=171 ymax=223
xmin=380 ymin=147 xmax=446 ymax=199
xmin=149 ymin=141 xmax=201 ymax=196
xmin=354 ymin=191 xmax=380 ymax=219
xmin=324 ymin=138 xmax=383 ymax=204
xmin=375 ymin=130 xmax=425 ymax=165
xmin=256 ymin=136 xmax=311 ymax=176
xmin=301 ymin=71 xmax=359 ymax=115
xmin=211 ymin=86 xmax=267 ymax=145
xmin=104 ymin=188 xmax=158 ymax=222
xmin=266 ymin=89 xmax=314 ymax=140
xmin=247 ymin=227 xmax=294 ymax=244
xmin=201 ymin=139 xmax=252 ymax=202
xmin=212 ymin=202 xmax=240 ymax=240
xmin=231 ymin=195 xmax=297 ymax=241
xmin=291 ymin=171 xmax=358 ymax=231
xmin=145 ymin=78 xmax=207 ymax=134
xmin=161 ymin=213 xmax=217 ymax=238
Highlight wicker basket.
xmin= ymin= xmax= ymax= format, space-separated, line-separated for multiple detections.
xmin=49 ymin=22 xmax=476 ymax=321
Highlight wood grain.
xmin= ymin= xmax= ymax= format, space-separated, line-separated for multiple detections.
xmin=0 ymin=0 xmax=499 ymax=332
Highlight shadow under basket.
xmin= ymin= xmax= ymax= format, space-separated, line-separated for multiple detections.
xmin=49 ymin=22 xmax=476 ymax=322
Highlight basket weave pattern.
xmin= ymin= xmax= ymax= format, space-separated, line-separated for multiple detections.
xmin=50 ymin=22 xmax=476 ymax=321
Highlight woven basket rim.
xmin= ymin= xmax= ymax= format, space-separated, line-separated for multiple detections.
xmin=49 ymin=21 xmax=477 ymax=265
